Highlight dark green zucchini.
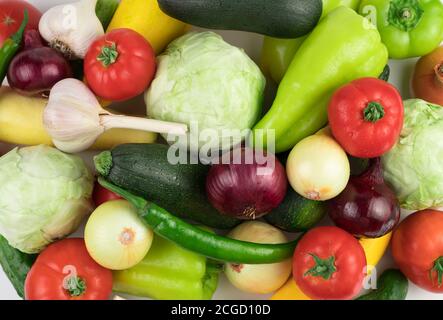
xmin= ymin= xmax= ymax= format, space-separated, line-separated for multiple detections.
xmin=356 ymin=269 xmax=409 ymax=300
xmin=157 ymin=0 xmax=323 ymax=38
xmin=0 ymin=235 xmax=36 ymax=298
xmin=265 ymin=188 xmax=326 ymax=232
xmin=94 ymin=144 xmax=239 ymax=229
xmin=96 ymin=0 xmax=119 ymax=30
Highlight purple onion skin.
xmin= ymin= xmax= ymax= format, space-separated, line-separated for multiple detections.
xmin=328 ymin=158 xmax=400 ymax=238
xmin=7 ymin=30 xmax=72 ymax=96
xmin=206 ymin=148 xmax=288 ymax=220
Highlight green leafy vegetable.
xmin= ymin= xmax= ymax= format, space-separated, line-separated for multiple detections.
xmin=382 ymin=99 xmax=443 ymax=210
xmin=0 ymin=145 xmax=93 ymax=253
xmin=145 ymin=31 xmax=265 ymax=151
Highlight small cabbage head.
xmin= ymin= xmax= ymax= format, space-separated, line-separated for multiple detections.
xmin=0 ymin=145 xmax=93 ymax=253
xmin=382 ymin=99 xmax=443 ymax=210
xmin=145 ymin=31 xmax=265 ymax=152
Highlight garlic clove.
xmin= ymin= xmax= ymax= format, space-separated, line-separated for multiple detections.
xmin=43 ymin=78 xmax=104 ymax=153
xmin=39 ymin=0 xmax=104 ymax=59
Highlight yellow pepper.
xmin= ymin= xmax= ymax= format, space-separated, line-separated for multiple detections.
xmin=107 ymin=0 xmax=189 ymax=54
xmin=271 ymin=232 xmax=392 ymax=300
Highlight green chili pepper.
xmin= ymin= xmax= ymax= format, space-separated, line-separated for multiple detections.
xmin=359 ymin=0 xmax=443 ymax=59
xmin=261 ymin=0 xmax=360 ymax=83
xmin=252 ymin=7 xmax=388 ymax=153
xmin=0 ymin=10 xmax=28 ymax=83
xmin=113 ymin=234 xmax=220 ymax=300
xmin=98 ymin=177 xmax=300 ymax=264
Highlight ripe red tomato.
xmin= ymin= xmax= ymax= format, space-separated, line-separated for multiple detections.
xmin=25 ymin=238 xmax=113 ymax=300
xmin=293 ymin=226 xmax=366 ymax=300
xmin=0 ymin=0 xmax=41 ymax=47
xmin=328 ymin=77 xmax=403 ymax=158
xmin=84 ymin=28 xmax=156 ymax=101
xmin=392 ymin=210 xmax=443 ymax=293
xmin=92 ymin=180 xmax=122 ymax=207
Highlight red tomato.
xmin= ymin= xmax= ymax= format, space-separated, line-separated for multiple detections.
xmin=392 ymin=210 xmax=443 ymax=293
xmin=0 ymin=0 xmax=41 ymax=47
xmin=25 ymin=238 xmax=113 ymax=300
xmin=328 ymin=77 xmax=404 ymax=158
xmin=92 ymin=180 xmax=122 ymax=207
xmin=84 ymin=28 xmax=156 ymax=101
xmin=293 ymin=226 xmax=366 ymax=300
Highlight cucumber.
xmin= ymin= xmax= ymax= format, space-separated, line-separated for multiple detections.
xmin=265 ymin=188 xmax=326 ymax=232
xmin=157 ymin=0 xmax=322 ymax=38
xmin=356 ymin=269 xmax=409 ymax=300
xmin=94 ymin=144 xmax=239 ymax=229
xmin=0 ymin=235 xmax=36 ymax=298
xmin=96 ymin=0 xmax=119 ymax=30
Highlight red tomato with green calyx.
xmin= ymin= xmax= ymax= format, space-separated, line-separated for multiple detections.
xmin=0 ymin=0 xmax=41 ymax=47
xmin=92 ymin=180 xmax=123 ymax=207
xmin=84 ymin=28 xmax=156 ymax=101
xmin=392 ymin=209 xmax=443 ymax=293
xmin=25 ymin=238 xmax=113 ymax=300
xmin=293 ymin=226 xmax=366 ymax=300
xmin=328 ymin=77 xmax=403 ymax=158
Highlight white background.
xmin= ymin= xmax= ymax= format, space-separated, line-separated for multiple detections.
xmin=0 ymin=0 xmax=441 ymax=300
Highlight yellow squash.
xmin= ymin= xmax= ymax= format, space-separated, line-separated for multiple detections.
xmin=271 ymin=232 xmax=392 ymax=300
xmin=0 ymin=87 xmax=157 ymax=149
xmin=107 ymin=0 xmax=189 ymax=54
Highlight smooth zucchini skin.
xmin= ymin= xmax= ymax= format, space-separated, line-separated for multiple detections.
xmin=357 ymin=269 xmax=409 ymax=300
xmin=157 ymin=0 xmax=323 ymax=38
xmin=0 ymin=235 xmax=36 ymax=298
xmin=97 ymin=144 xmax=239 ymax=229
xmin=265 ymin=188 xmax=326 ymax=232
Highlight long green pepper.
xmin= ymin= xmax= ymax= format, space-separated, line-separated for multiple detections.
xmin=98 ymin=177 xmax=300 ymax=264
xmin=0 ymin=10 xmax=28 ymax=83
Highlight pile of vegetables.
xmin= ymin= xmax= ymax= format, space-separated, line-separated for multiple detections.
xmin=1 ymin=0 xmax=443 ymax=302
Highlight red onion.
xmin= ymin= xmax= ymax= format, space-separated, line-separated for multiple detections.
xmin=328 ymin=158 xmax=400 ymax=238
xmin=7 ymin=30 xmax=72 ymax=96
xmin=206 ymin=147 xmax=287 ymax=220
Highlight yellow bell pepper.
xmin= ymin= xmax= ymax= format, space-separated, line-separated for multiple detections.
xmin=271 ymin=232 xmax=392 ymax=300
xmin=107 ymin=0 xmax=189 ymax=54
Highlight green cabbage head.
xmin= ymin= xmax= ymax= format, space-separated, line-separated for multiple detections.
xmin=382 ymin=99 xmax=443 ymax=210
xmin=0 ymin=145 xmax=93 ymax=253
xmin=145 ymin=31 xmax=265 ymax=151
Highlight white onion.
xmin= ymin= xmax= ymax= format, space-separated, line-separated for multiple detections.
xmin=224 ymin=221 xmax=292 ymax=294
xmin=286 ymin=134 xmax=350 ymax=201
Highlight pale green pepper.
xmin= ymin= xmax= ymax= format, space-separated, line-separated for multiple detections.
xmin=113 ymin=235 xmax=220 ymax=300
xmin=261 ymin=0 xmax=360 ymax=83
xmin=253 ymin=7 xmax=388 ymax=153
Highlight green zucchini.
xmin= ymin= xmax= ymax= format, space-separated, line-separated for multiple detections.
xmin=265 ymin=188 xmax=326 ymax=232
xmin=96 ymin=0 xmax=119 ymax=30
xmin=157 ymin=0 xmax=322 ymax=38
xmin=0 ymin=235 xmax=36 ymax=298
xmin=94 ymin=144 xmax=239 ymax=229
xmin=356 ymin=269 xmax=409 ymax=300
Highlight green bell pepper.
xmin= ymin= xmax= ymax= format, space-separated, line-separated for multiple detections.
xmin=261 ymin=0 xmax=360 ymax=83
xmin=359 ymin=0 xmax=443 ymax=59
xmin=113 ymin=235 xmax=220 ymax=300
xmin=253 ymin=7 xmax=388 ymax=153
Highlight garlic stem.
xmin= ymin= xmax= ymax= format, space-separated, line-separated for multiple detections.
xmin=100 ymin=114 xmax=188 ymax=136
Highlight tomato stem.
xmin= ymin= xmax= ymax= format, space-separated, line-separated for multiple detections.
xmin=363 ymin=101 xmax=385 ymax=122
xmin=65 ymin=276 xmax=86 ymax=297
xmin=431 ymin=256 xmax=443 ymax=287
xmin=304 ymin=253 xmax=337 ymax=280
xmin=97 ymin=42 xmax=119 ymax=67
xmin=387 ymin=0 xmax=423 ymax=32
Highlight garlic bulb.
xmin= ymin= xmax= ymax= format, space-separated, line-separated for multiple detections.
xmin=43 ymin=79 xmax=188 ymax=153
xmin=39 ymin=0 xmax=104 ymax=59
